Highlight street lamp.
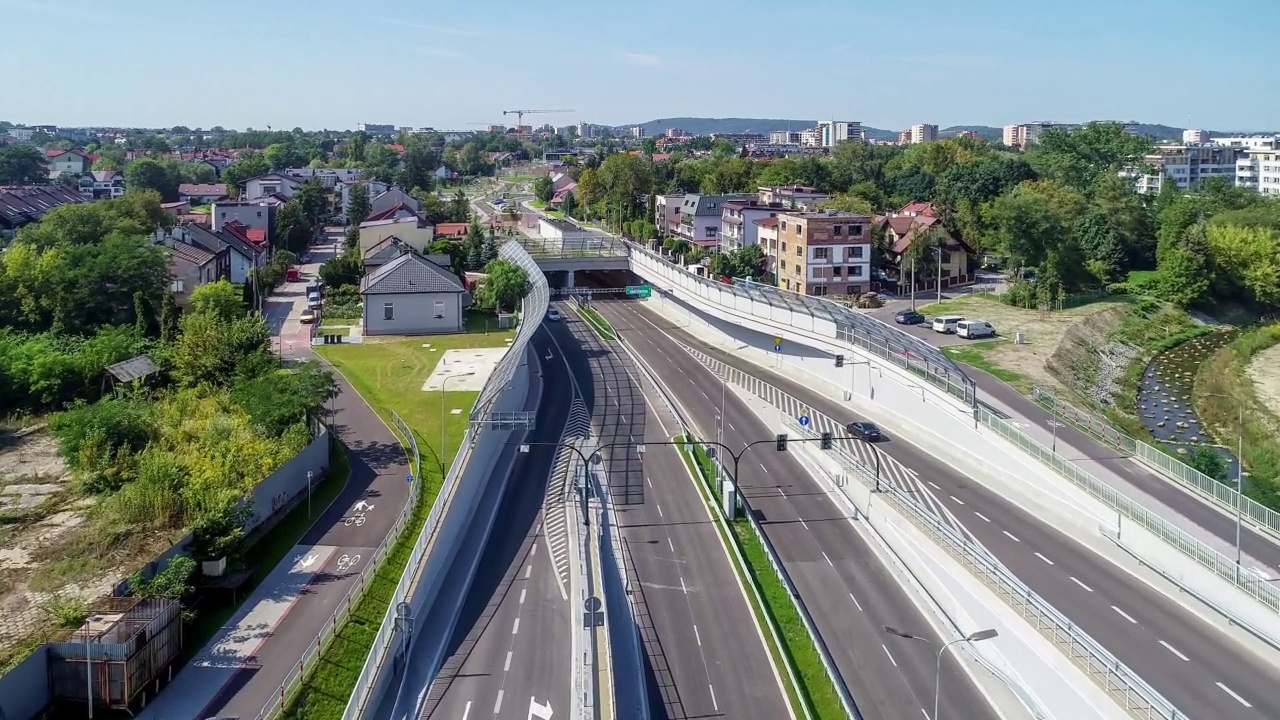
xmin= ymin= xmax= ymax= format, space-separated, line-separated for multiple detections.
xmin=82 ymin=615 xmax=102 ymax=719
xmin=440 ymin=372 xmax=475 ymax=476
xmin=1202 ymin=392 xmax=1245 ymax=580
xmin=307 ymin=470 xmax=314 ymax=518
xmin=885 ymin=625 xmax=998 ymax=720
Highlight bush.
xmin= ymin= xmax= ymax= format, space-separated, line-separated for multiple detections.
xmin=0 ymin=326 xmax=149 ymax=413
xmin=50 ymin=397 xmax=155 ymax=476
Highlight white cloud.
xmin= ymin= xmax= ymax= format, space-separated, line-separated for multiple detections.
xmin=617 ymin=52 xmax=662 ymax=67
xmin=386 ymin=19 xmax=489 ymax=37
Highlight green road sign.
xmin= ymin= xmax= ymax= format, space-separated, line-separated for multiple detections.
xmin=626 ymin=285 xmax=652 ymax=298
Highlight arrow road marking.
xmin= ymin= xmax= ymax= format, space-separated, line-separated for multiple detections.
xmin=528 ymin=697 xmax=554 ymax=719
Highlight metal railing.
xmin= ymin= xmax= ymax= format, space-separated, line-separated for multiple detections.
xmin=251 ymin=409 xmax=426 ymax=720
xmin=781 ymin=417 xmax=1185 ymax=720
xmin=1031 ymin=386 xmax=1280 ymax=542
xmin=507 ymin=234 xmax=630 ymax=259
xmin=975 ymin=404 xmax=1280 ymax=613
xmin=472 ymin=242 xmax=551 ymax=418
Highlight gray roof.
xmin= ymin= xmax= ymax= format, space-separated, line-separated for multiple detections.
xmin=170 ymin=241 xmax=216 ymax=266
xmin=680 ymin=193 xmax=755 ymax=216
xmin=360 ymin=252 xmax=465 ymax=295
xmin=105 ymin=355 xmax=160 ymax=383
xmin=184 ymin=222 xmax=257 ymax=261
xmin=540 ymin=217 xmax=580 ymax=233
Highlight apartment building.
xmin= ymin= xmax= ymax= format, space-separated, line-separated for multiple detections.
xmin=1184 ymin=129 xmax=1211 ymax=144
xmin=1123 ymin=145 xmax=1240 ymax=194
xmin=1002 ymin=121 xmax=1081 ymax=149
xmin=767 ymin=210 xmax=873 ymax=296
xmin=671 ymin=193 xmax=754 ymax=247
xmin=910 ymin=124 xmax=938 ymax=144
xmin=719 ymin=199 xmax=786 ymax=251
xmin=358 ymin=123 xmax=395 ymax=133
xmin=1236 ymin=149 xmax=1280 ymax=196
xmin=769 ymin=130 xmax=802 ymax=145
xmin=898 ymin=130 xmax=911 ymax=145
xmin=757 ymin=185 xmax=831 ymax=209
xmin=1209 ymin=134 xmax=1279 ymax=150
xmin=654 ymin=194 xmax=684 ymax=236
xmin=756 ymin=217 xmax=780 ymax=277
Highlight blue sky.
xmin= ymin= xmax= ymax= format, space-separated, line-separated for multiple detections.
xmin=2 ymin=0 xmax=1277 ymax=132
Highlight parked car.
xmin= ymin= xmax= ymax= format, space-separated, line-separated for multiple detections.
xmin=846 ymin=421 xmax=883 ymax=441
xmin=300 ymin=309 xmax=317 ymax=324
xmin=956 ymin=319 xmax=996 ymax=339
xmin=546 ymin=308 xmax=562 ymax=322
xmin=932 ymin=315 xmax=964 ymax=334
xmin=894 ymin=309 xmax=925 ymax=325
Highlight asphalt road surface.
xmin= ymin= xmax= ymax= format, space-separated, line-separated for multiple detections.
xmin=421 ymin=331 xmax=573 ymax=720
xmin=606 ymin=298 xmax=1280 ymax=720
xmin=545 ymin=302 xmax=793 ymax=720
xmin=596 ymin=299 xmax=998 ymax=720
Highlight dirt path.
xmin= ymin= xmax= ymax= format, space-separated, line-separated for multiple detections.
xmin=1246 ymin=343 xmax=1280 ymax=419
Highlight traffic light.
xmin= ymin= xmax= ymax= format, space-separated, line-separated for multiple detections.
xmin=775 ymin=434 xmax=788 ymax=451
xmin=835 ymin=354 xmax=845 ymax=368
xmin=821 ymin=431 xmax=833 ymax=450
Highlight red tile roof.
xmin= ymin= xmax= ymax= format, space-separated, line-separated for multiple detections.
xmin=246 ymin=228 xmax=267 ymax=244
xmin=434 ymin=222 xmax=469 ymax=238
xmin=387 ymin=144 xmax=405 ymax=153
xmin=896 ymin=201 xmax=936 ymax=217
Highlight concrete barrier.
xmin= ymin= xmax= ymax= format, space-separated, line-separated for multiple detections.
xmin=0 ymin=647 xmax=50 ymax=720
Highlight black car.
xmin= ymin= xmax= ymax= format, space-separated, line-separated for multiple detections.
xmin=846 ymin=421 xmax=883 ymax=441
xmin=894 ymin=310 xmax=925 ymax=325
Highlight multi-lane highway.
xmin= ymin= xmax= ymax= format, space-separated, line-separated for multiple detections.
xmin=545 ymin=301 xmax=794 ymax=720
xmin=593 ymin=299 xmax=999 ymax=720
xmin=604 ymin=297 xmax=1280 ymax=720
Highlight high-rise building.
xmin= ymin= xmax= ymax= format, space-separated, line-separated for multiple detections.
xmin=1122 ymin=145 xmax=1240 ymax=194
xmin=357 ymin=123 xmax=395 ymax=133
xmin=898 ymin=130 xmax=911 ymax=145
xmin=769 ymin=130 xmax=802 ymax=145
xmin=1002 ymin=121 xmax=1080 ymax=149
xmin=665 ymin=128 xmax=686 ymax=138
xmin=767 ymin=210 xmax=874 ymax=296
xmin=1183 ymin=129 xmax=1211 ymax=145
xmin=910 ymin=124 xmax=938 ymax=144
xmin=630 ymin=126 xmax=646 ymax=138
xmin=816 ymin=121 xmax=863 ymax=147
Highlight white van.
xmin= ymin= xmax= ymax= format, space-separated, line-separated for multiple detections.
xmin=956 ymin=319 xmax=996 ymax=339
xmin=932 ymin=315 xmax=964 ymax=334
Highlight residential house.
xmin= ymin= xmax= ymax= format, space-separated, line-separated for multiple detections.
xmin=876 ymin=202 xmax=974 ymax=291
xmin=359 ymin=252 xmax=470 ymax=335
xmin=160 ymin=200 xmax=191 ymax=217
xmin=719 ymin=199 xmax=786 ymax=251
xmin=755 ymin=217 xmax=780 ymax=277
xmin=549 ymin=172 xmax=576 ymax=193
xmin=765 ymin=210 xmax=874 ymax=296
xmin=433 ymin=223 xmax=470 ymax=240
xmin=434 ymin=166 xmax=457 ymax=183
xmin=168 ymin=241 xmax=223 ymax=307
xmin=176 ymin=222 xmax=265 ymax=284
xmin=547 ymin=182 xmax=577 ymax=210
xmin=78 ymin=170 xmax=126 ymax=199
xmin=243 ymin=173 xmax=302 ymax=201
xmin=654 ymin=194 xmax=684 ymax=236
xmin=337 ymin=179 xmax=390 ymax=222
xmin=672 ymin=194 xmax=754 ymax=248
xmin=211 ymin=200 xmax=274 ymax=240
xmin=364 ymin=202 xmax=422 ymax=223
xmin=757 ymin=185 xmax=831 ymax=209
xmin=488 ymin=152 xmax=516 ymax=167
xmin=370 ymin=187 xmax=423 ymax=216
xmin=44 ymin=149 xmax=95 ymax=178
xmin=284 ymin=167 xmax=364 ymax=188
xmin=359 ymin=216 xmax=434 ymax=256
xmin=0 ymin=185 xmax=85 ymax=238
xmin=178 ymin=183 xmax=228 ymax=204
xmin=362 ymin=235 xmax=454 ymax=271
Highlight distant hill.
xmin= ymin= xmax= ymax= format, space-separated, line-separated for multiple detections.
xmin=941 ymin=125 xmax=1003 ymax=142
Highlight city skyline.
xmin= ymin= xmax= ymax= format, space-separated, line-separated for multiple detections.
xmin=1 ymin=0 xmax=1277 ymax=131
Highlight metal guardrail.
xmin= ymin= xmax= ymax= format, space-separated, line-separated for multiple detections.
xmin=251 ymin=409 xmax=425 ymax=720
xmin=1031 ymin=386 xmax=1280 ymax=543
xmin=974 ymin=403 xmax=1280 ymax=614
xmin=781 ymin=416 xmax=1185 ymax=720
xmin=473 ymin=242 xmax=550 ymax=419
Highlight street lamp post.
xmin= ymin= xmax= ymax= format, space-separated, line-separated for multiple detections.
xmin=440 ymin=372 xmax=475 ymax=476
xmin=885 ymin=625 xmax=998 ymax=720
xmin=82 ymin=615 xmax=102 ymax=719
xmin=307 ymin=470 xmax=314 ymax=518
xmin=1202 ymin=392 xmax=1245 ymax=580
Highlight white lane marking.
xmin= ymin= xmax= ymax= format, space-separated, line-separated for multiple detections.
xmin=920 ymin=710 xmax=929 ymax=720
xmin=524 ymin=564 xmax=532 ymax=579
xmin=519 ymin=588 xmax=527 ymax=604
xmin=709 ymin=684 xmax=719 ymax=712
xmin=1159 ymin=640 xmax=1190 ymax=661
xmin=760 ymin=462 xmax=770 ymax=473
xmin=462 ymin=700 xmax=471 ymax=720
xmin=694 ymin=625 xmax=702 ymax=646
xmin=530 ymin=542 xmax=537 ymax=557
xmin=494 ymin=690 xmax=504 ymax=714
xmin=668 ymin=537 xmax=675 ymax=553
xmin=822 ymin=551 xmax=834 ymax=567
xmin=646 ymin=476 xmax=653 ymax=488
xmin=512 ymin=618 xmax=520 ymax=634
xmin=906 ymin=468 xmax=919 ymax=477
xmin=504 ymin=650 xmax=513 ymax=671
xmin=1002 ymin=530 xmax=1021 ymax=543
xmin=927 ymin=481 xmax=941 ymax=490
xmin=1111 ymin=606 xmax=1137 ymax=624
xmin=728 ymin=421 xmax=736 ymax=432
xmin=974 ymin=512 xmax=991 ymax=523
xmin=777 ymin=487 xmax=785 ymax=497
xmin=1069 ymin=576 xmax=1093 ymax=592
xmin=800 ymin=519 xmax=809 ymax=529
xmin=950 ymin=495 xmax=965 ymax=505
xmin=700 ymin=389 xmax=709 ymax=399
xmin=1216 ymin=682 xmax=1252 ymax=708
xmin=656 ymin=503 xmax=664 ymax=518
xmin=680 ymin=576 xmax=688 ymax=594
xmin=881 ymin=644 xmax=898 ymax=667
xmin=1035 ymin=552 xmax=1054 ymax=565
xmin=849 ymin=592 xmax=863 ymax=611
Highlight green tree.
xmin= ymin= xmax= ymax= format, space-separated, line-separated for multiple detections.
xmin=448 ymin=190 xmax=472 ymax=223
xmin=232 ymin=361 xmax=337 ymax=437
xmin=481 ymin=233 xmax=499 ymax=264
xmin=596 ymin=153 xmax=653 ymax=223
xmin=189 ymin=280 xmax=246 ymax=321
xmin=560 ymin=192 xmax=578 ymax=217
xmin=1155 ymin=223 xmax=1212 ymax=307
xmin=399 ymin=141 xmax=440 ymax=192
xmin=263 ymin=142 xmax=306 ymax=171
xmin=220 ymin=151 xmax=271 ymax=194
xmin=293 ymin=181 xmax=328 ymax=227
xmin=1072 ymin=211 xmax=1125 ymax=285
xmin=1205 ymin=224 xmax=1280 ymax=308
xmin=1027 ymin=122 xmax=1153 ymax=192
xmin=124 ymin=158 xmax=180 ymax=201
xmin=363 ymin=144 xmax=401 ymax=183
xmin=1090 ymin=172 xmax=1153 ymax=269
xmin=319 ymin=251 xmax=363 ymax=288
xmin=170 ymin=312 xmax=271 ymax=388
xmin=273 ymin=200 xmax=314 ymax=254
xmin=1186 ymin=446 xmax=1229 ymax=482
xmin=159 ymin=291 xmax=179 ymax=343
xmin=347 ymin=182 xmax=372 ymax=227
xmin=533 ymin=176 xmax=554 ymax=203
xmin=0 ymin=144 xmax=49 ymax=184
xmin=477 ymin=259 xmax=530 ymax=312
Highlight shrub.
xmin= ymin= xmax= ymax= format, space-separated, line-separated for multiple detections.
xmin=50 ymin=397 xmax=155 ymax=475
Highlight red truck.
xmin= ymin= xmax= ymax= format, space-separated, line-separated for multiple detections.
xmin=286 ymin=266 xmax=301 ymax=282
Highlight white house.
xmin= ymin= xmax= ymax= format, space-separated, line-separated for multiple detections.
xmin=211 ymin=201 xmax=274 ymax=240
xmin=359 ymin=252 xmax=469 ymax=335
xmin=720 ymin=199 xmax=786 ymax=251
xmin=359 ymin=217 xmax=434 ymax=256
xmin=243 ymin=173 xmax=301 ymax=201
xmin=45 ymin=149 xmax=93 ymax=178
xmin=284 ymin=167 xmax=365 ymax=188
xmin=78 ymin=170 xmax=125 ymax=199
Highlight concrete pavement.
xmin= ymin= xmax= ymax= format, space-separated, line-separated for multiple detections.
xmin=545 ymin=301 xmax=794 ymax=720
xmin=627 ymin=296 xmax=1280 ymax=720
xmin=598 ymin=299 xmax=999 ymax=720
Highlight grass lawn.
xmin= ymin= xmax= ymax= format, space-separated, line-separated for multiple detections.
xmin=576 ymin=305 xmax=615 ymax=341
xmin=1127 ymin=269 xmax=1158 ymax=286
xmin=943 ymin=340 xmax=1030 ymax=389
xmin=287 ymin=332 xmax=515 ymax=718
xmin=528 ymin=199 xmax=546 ymax=209
xmin=674 ymin=436 xmax=842 ymax=720
xmin=316 ymin=324 xmax=350 ymax=336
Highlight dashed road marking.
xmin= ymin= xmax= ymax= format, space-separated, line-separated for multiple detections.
xmin=709 ymin=684 xmax=719 ymax=712
xmin=1035 ymin=552 xmax=1054 ymax=565
xmin=822 ymin=551 xmax=834 ymax=567
xmin=1111 ymin=606 xmax=1137 ymax=624
xmin=1159 ymin=640 xmax=1189 ymax=661
xmin=1216 ymin=682 xmax=1252 ymax=708
xmin=504 ymin=650 xmax=513 ymax=671
xmin=881 ymin=645 xmax=898 ymax=667
xmin=974 ymin=512 xmax=990 ymax=523
xmin=950 ymin=495 xmax=965 ymax=505
xmin=494 ymin=690 xmax=504 ymax=714
xmin=1069 ymin=576 xmax=1093 ymax=592
xmin=519 ymin=588 xmax=527 ymax=604
xmin=680 ymin=576 xmax=688 ymax=594
xmin=694 ymin=625 xmax=702 ymax=646
xmin=1002 ymin=530 xmax=1020 ymax=543
xmin=512 ymin=618 xmax=520 ymax=634
xmin=849 ymin=592 xmax=863 ymax=611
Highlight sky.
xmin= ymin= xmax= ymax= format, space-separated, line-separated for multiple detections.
xmin=2 ymin=0 xmax=1278 ymax=132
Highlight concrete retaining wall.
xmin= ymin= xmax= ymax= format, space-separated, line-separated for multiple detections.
xmin=0 ymin=647 xmax=50 ymax=720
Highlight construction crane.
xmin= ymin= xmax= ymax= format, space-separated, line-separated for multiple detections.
xmin=502 ymin=109 xmax=575 ymax=127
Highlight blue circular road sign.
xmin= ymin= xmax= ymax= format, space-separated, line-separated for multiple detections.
xmin=799 ymin=415 xmax=811 ymax=427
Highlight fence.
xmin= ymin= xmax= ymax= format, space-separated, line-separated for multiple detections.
xmin=1031 ymin=386 xmax=1280 ymax=543
xmin=781 ymin=416 xmax=1183 ymax=720
xmin=472 ymin=241 xmax=549 ymax=419
xmin=975 ymin=403 xmax=1280 ymax=614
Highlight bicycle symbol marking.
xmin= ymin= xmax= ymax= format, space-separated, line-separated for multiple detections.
xmin=344 ymin=512 xmax=367 ymax=527
xmin=336 ymin=554 xmax=362 ymax=572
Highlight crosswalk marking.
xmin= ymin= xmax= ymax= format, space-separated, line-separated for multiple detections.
xmin=673 ymin=341 xmax=974 ymax=540
xmin=543 ymin=398 xmax=591 ymax=597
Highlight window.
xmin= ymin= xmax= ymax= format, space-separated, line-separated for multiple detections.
xmin=814 ymin=247 xmax=828 ymax=259
xmin=849 ymin=224 xmax=864 ymax=236
xmin=780 ymin=260 xmax=787 ymax=271
xmin=833 ymin=266 xmax=842 ymax=277
xmin=812 ymin=285 xmax=827 ymax=296
xmin=833 ymin=225 xmax=843 ymax=236
xmin=171 ymin=279 xmax=185 ymax=293
xmin=795 ymin=224 xmax=803 ymax=235
xmin=257 ymin=211 xmax=263 ymax=218
xmin=851 ymin=266 xmax=863 ymax=277
xmin=705 ymin=226 xmax=717 ymax=238
xmin=780 ymin=220 xmax=787 ymax=231
xmin=781 ymin=241 xmax=787 ymax=252
xmin=383 ymin=302 xmax=394 ymax=320
xmin=433 ymin=300 xmax=446 ymax=319
xmin=795 ymin=246 xmax=802 ymax=257
xmin=850 ymin=246 xmax=864 ymax=259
